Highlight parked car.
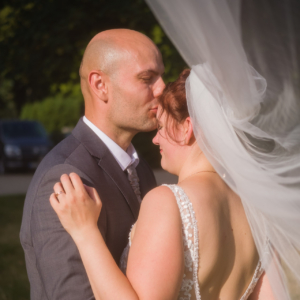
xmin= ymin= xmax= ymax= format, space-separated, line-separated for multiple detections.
xmin=0 ymin=120 xmax=52 ymax=174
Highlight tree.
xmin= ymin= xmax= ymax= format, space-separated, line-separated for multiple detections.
xmin=20 ymin=82 xmax=83 ymax=135
xmin=0 ymin=0 xmax=187 ymax=115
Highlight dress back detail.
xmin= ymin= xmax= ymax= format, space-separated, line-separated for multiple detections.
xmin=162 ymin=184 xmax=201 ymax=300
xmin=163 ymin=184 xmax=264 ymax=300
xmin=120 ymin=184 xmax=264 ymax=300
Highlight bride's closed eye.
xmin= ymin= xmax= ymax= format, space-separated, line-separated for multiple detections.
xmin=157 ymin=123 xmax=167 ymax=139
xmin=157 ymin=124 xmax=163 ymax=131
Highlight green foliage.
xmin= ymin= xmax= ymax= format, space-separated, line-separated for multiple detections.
xmin=20 ymin=82 xmax=83 ymax=134
xmin=0 ymin=80 xmax=17 ymax=118
xmin=150 ymin=25 xmax=187 ymax=82
xmin=0 ymin=0 xmax=187 ymax=115
xmin=0 ymin=6 xmax=15 ymax=43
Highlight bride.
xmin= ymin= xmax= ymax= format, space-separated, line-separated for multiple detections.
xmin=51 ymin=0 xmax=300 ymax=299
xmin=51 ymin=69 xmax=273 ymax=300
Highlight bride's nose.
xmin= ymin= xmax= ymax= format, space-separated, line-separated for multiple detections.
xmin=152 ymin=132 xmax=159 ymax=145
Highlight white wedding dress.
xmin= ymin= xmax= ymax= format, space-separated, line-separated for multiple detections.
xmin=120 ymin=184 xmax=264 ymax=300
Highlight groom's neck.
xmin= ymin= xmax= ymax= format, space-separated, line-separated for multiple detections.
xmin=84 ymin=114 xmax=135 ymax=151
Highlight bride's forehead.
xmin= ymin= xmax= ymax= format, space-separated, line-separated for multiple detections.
xmin=156 ymin=106 xmax=165 ymax=119
xmin=157 ymin=111 xmax=175 ymax=128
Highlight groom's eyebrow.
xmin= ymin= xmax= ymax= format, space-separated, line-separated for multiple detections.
xmin=137 ymin=69 xmax=164 ymax=77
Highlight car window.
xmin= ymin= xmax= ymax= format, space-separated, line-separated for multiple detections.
xmin=2 ymin=122 xmax=47 ymax=139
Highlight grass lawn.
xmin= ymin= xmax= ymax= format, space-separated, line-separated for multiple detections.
xmin=0 ymin=194 xmax=29 ymax=300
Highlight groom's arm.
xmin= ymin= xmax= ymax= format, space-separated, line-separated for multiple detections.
xmin=31 ymin=164 xmax=105 ymax=300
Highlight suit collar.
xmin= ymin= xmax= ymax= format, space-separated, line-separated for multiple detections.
xmin=82 ymin=116 xmax=139 ymax=171
xmin=72 ymin=117 xmax=109 ymax=160
xmin=72 ymin=118 xmax=140 ymax=220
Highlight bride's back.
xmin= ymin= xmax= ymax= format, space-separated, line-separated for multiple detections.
xmin=179 ymin=174 xmax=259 ymax=300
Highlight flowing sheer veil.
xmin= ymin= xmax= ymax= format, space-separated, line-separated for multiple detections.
xmin=145 ymin=0 xmax=300 ymax=299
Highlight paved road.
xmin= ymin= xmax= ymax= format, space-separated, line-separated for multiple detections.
xmin=0 ymin=170 xmax=178 ymax=196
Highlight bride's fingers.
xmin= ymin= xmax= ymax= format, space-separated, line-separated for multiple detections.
xmin=53 ymin=183 xmax=66 ymax=203
xmin=53 ymin=182 xmax=65 ymax=195
xmin=69 ymin=173 xmax=85 ymax=193
xmin=91 ymin=188 xmax=102 ymax=207
xmin=60 ymin=174 xmax=75 ymax=194
xmin=50 ymin=193 xmax=60 ymax=213
xmin=83 ymin=184 xmax=93 ymax=198
xmin=83 ymin=184 xmax=102 ymax=206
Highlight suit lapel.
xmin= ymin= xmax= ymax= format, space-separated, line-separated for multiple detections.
xmin=72 ymin=118 xmax=140 ymax=220
xmin=98 ymin=155 xmax=140 ymax=220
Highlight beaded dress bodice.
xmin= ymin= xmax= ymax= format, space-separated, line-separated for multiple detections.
xmin=120 ymin=184 xmax=264 ymax=300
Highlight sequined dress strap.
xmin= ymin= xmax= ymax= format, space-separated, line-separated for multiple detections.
xmin=240 ymin=261 xmax=264 ymax=300
xmin=163 ymin=184 xmax=201 ymax=300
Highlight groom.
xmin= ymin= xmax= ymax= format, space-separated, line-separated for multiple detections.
xmin=20 ymin=29 xmax=165 ymax=299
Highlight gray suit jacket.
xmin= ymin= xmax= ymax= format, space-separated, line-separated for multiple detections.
xmin=20 ymin=118 xmax=157 ymax=300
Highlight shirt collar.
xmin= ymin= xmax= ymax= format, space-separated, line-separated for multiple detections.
xmin=83 ymin=116 xmax=139 ymax=171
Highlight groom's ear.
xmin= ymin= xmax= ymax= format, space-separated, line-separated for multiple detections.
xmin=88 ymin=70 xmax=109 ymax=102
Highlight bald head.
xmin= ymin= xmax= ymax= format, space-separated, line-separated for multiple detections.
xmin=81 ymin=29 xmax=165 ymax=144
xmin=80 ymin=29 xmax=158 ymax=80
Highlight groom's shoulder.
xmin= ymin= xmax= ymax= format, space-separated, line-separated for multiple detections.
xmin=20 ymin=133 xmax=94 ymax=245
xmin=38 ymin=117 xmax=96 ymax=171
xmin=41 ymin=133 xmax=82 ymax=167
xmin=26 ymin=133 xmax=93 ymax=201
xmin=34 ymin=134 xmax=82 ymax=177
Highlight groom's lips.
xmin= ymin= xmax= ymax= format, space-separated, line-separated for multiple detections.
xmin=150 ymin=106 xmax=158 ymax=113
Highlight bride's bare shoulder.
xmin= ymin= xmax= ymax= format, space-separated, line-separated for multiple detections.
xmin=140 ymin=185 xmax=178 ymax=210
xmin=135 ymin=185 xmax=183 ymax=229
xmin=179 ymin=174 xmax=227 ymax=204
xmin=132 ymin=185 xmax=182 ymax=250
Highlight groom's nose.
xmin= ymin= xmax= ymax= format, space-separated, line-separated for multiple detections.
xmin=153 ymin=77 xmax=165 ymax=98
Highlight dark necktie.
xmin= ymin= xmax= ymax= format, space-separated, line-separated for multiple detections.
xmin=126 ymin=165 xmax=142 ymax=203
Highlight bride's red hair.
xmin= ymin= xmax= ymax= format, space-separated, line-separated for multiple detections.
xmin=158 ymin=69 xmax=191 ymax=140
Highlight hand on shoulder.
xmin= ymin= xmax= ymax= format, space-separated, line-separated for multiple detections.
xmin=50 ymin=173 xmax=102 ymax=242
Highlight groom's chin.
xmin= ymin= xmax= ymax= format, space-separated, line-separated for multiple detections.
xmin=139 ymin=120 xmax=157 ymax=133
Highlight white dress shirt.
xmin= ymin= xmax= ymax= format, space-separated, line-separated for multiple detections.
xmin=83 ymin=116 xmax=139 ymax=171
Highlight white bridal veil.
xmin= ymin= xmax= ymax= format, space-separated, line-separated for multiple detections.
xmin=145 ymin=0 xmax=300 ymax=299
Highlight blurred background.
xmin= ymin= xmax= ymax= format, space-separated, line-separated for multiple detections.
xmin=0 ymin=0 xmax=183 ymax=298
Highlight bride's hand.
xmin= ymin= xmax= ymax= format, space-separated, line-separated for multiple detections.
xmin=50 ymin=173 xmax=102 ymax=242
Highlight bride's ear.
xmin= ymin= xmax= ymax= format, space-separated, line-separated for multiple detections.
xmin=184 ymin=117 xmax=195 ymax=145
